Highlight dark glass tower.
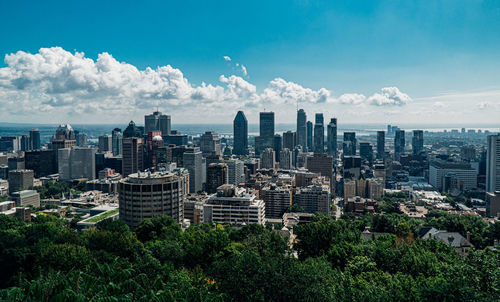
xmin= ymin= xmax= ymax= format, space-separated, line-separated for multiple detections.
xmin=260 ymin=112 xmax=275 ymax=149
xmin=313 ymin=113 xmax=324 ymax=153
xmin=29 ymin=128 xmax=41 ymax=150
xmin=343 ymin=132 xmax=356 ymax=156
xmin=296 ymin=109 xmax=307 ymax=149
xmin=377 ymin=131 xmax=385 ymax=159
xmin=327 ymin=118 xmax=337 ymax=156
xmin=233 ymin=111 xmax=248 ymax=155
xmin=412 ymin=130 xmax=424 ymax=155
xmin=394 ymin=130 xmax=405 ymax=159
xmin=307 ymin=121 xmax=313 ymax=151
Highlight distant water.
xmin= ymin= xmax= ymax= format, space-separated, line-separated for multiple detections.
xmin=0 ymin=122 xmax=499 ymax=144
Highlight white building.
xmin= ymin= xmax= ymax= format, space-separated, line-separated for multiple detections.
xmin=204 ymin=184 xmax=265 ymax=226
xmin=429 ymin=161 xmax=477 ymax=191
xmin=58 ymin=147 xmax=97 ymax=180
xmin=226 ymin=159 xmax=245 ymax=185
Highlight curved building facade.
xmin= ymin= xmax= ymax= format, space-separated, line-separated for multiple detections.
xmin=118 ymin=170 xmax=188 ymax=229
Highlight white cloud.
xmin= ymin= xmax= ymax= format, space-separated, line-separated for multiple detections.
xmin=223 ymin=56 xmax=231 ymax=61
xmin=261 ymin=78 xmax=330 ymax=105
xmin=336 ymin=93 xmax=366 ymax=105
xmin=241 ymin=65 xmax=247 ymax=76
xmin=367 ymin=87 xmax=411 ymax=106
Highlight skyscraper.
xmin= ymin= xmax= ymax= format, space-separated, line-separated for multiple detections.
xmin=260 ymin=112 xmax=275 ymax=150
xmin=145 ymin=111 xmax=171 ymax=136
xmin=29 ymin=129 xmax=40 ymax=150
xmin=274 ymin=134 xmax=282 ymax=162
xmin=394 ymin=130 xmax=405 ymax=159
xmin=307 ymin=121 xmax=313 ymax=151
xmin=327 ymin=118 xmax=337 ymax=156
xmin=233 ymin=111 xmax=248 ymax=155
xmin=412 ymin=130 xmax=424 ymax=155
xmin=98 ymin=134 xmax=112 ymax=153
xmin=343 ymin=132 xmax=356 ymax=156
xmin=200 ymin=131 xmax=221 ymax=156
xmin=58 ymin=146 xmax=97 ymax=181
xmin=296 ymin=109 xmax=307 ymax=149
xmin=486 ymin=135 xmax=500 ymax=192
xmin=226 ymin=159 xmax=245 ymax=185
xmin=282 ymin=131 xmax=296 ymax=151
xmin=112 ymin=128 xmax=123 ymax=156
xmin=183 ymin=147 xmax=203 ymax=193
xmin=206 ymin=163 xmax=228 ymax=193
xmin=260 ymin=148 xmax=276 ymax=169
xmin=122 ymin=137 xmax=144 ymax=177
xmin=313 ymin=113 xmax=324 ymax=153
xmin=359 ymin=142 xmax=373 ymax=164
xmin=376 ymin=131 xmax=385 ymax=159
xmin=279 ymin=148 xmax=293 ymax=169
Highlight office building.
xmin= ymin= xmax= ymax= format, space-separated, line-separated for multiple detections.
xmin=313 ymin=113 xmax=324 ymax=153
xmin=51 ymin=124 xmax=76 ymax=150
xmin=145 ymin=111 xmax=171 ymax=137
xmin=29 ymin=129 xmax=41 ymax=150
xmin=164 ymin=131 xmax=188 ymax=146
xmin=233 ymin=111 xmax=248 ymax=155
xmin=327 ymin=118 xmax=337 ymax=156
xmin=343 ymin=132 xmax=356 ymax=156
xmin=11 ymin=190 xmax=40 ymax=207
xmin=118 ymin=170 xmax=188 ymax=229
xmin=226 ymin=159 xmax=245 ymax=185
xmin=0 ymin=136 xmax=21 ymax=152
xmin=394 ymin=130 xmax=405 ymax=159
xmin=25 ymin=150 xmax=58 ymax=178
xmin=204 ymin=185 xmax=265 ymax=226
xmin=98 ymin=134 xmax=113 ymax=153
xmin=75 ymin=132 xmax=87 ymax=147
xmin=200 ymin=131 xmax=221 ymax=156
xmin=260 ymin=148 xmax=276 ymax=169
xmin=297 ymin=109 xmax=307 ymax=149
xmin=183 ymin=147 xmax=203 ymax=193
xmin=412 ymin=130 xmax=424 ymax=155
xmin=206 ymin=163 xmax=228 ymax=193
xmin=274 ymin=134 xmax=282 ymax=162
xmin=20 ymin=135 xmax=29 ymax=152
xmin=377 ymin=131 xmax=385 ymax=159
xmin=260 ymin=112 xmax=275 ymax=151
xmin=306 ymin=153 xmax=333 ymax=180
xmin=307 ymin=121 xmax=313 ymax=151
xmin=123 ymin=120 xmax=143 ymax=138
xmin=282 ymin=131 xmax=296 ymax=151
xmin=295 ymin=185 xmax=331 ymax=214
xmin=486 ymin=135 xmax=500 ymax=192
xmin=8 ymin=169 xmax=34 ymax=194
xmin=429 ymin=161 xmax=478 ymax=191
xmin=261 ymin=186 xmax=292 ymax=219
xmin=122 ymin=137 xmax=144 ymax=177
xmin=58 ymin=147 xmax=97 ymax=180
xmin=144 ymin=132 xmax=164 ymax=170
xmin=359 ymin=142 xmax=373 ymax=164
xmin=486 ymin=191 xmax=500 ymax=218
xmin=279 ymin=148 xmax=293 ymax=169
xmin=112 ymin=128 xmax=123 ymax=156
xmin=8 ymin=157 xmax=25 ymax=170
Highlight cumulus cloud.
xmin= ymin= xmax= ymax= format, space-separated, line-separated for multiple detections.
xmin=367 ymin=87 xmax=411 ymax=106
xmin=0 ymin=47 xmax=414 ymax=122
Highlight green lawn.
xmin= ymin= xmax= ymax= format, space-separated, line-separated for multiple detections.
xmin=86 ymin=209 xmax=119 ymax=223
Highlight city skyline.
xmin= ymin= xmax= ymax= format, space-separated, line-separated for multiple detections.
xmin=1 ymin=1 xmax=500 ymax=124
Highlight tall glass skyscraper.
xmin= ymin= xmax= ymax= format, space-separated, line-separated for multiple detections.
xmin=259 ymin=112 xmax=275 ymax=149
xmin=377 ymin=131 xmax=385 ymax=159
xmin=327 ymin=118 xmax=337 ymax=156
xmin=233 ymin=111 xmax=248 ymax=155
xmin=307 ymin=121 xmax=313 ymax=152
xmin=412 ymin=130 xmax=424 ymax=155
xmin=394 ymin=130 xmax=405 ymax=159
xmin=313 ymin=113 xmax=324 ymax=153
xmin=296 ymin=109 xmax=307 ymax=150
xmin=343 ymin=132 xmax=356 ymax=156
xmin=145 ymin=111 xmax=171 ymax=136
xmin=29 ymin=128 xmax=40 ymax=150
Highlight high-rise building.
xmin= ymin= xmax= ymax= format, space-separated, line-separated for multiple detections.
xmin=394 ymin=130 xmax=405 ymax=159
xmin=359 ymin=142 xmax=373 ymax=164
xmin=260 ymin=148 xmax=276 ymax=169
xmin=58 ymin=147 xmax=97 ymax=181
xmin=307 ymin=121 xmax=313 ymax=151
xmin=306 ymin=153 xmax=333 ymax=181
xmin=145 ymin=111 xmax=171 ymax=137
xmin=295 ymin=185 xmax=331 ymax=214
xmin=112 ymin=128 xmax=123 ymax=156
xmin=262 ymin=186 xmax=292 ymax=219
xmin=296 ymin=109 xmax=307 ymax=150
xmin=122 ymin=137 xmax=144 ymax=177
xmin=260 ymin=112 xmax=275 ymax=151
xmin=429 ymin=160 xmax=478 ymax=191
xmin=282 ymin=131 xmax=296 ymax=151
xmin=313 ymin=113 xmax=324 ymax=153
xmin=25 ymin=150 xmax=58 ymax=178
xmin=75 ymin=132 xmax=87 ymax=147
xmin=327 ymin=118 xmax=337 ymax=156
xmin=8 ymin=169 xmax=34 ymax=194
xmin=206 ymin=163 xmax=228 ymax=193
xmin=200 ymin=131 xmax=221 ymax=156
xmin=412 ymin=130 xmax=424 ymax=155
xmin=20 ymin=135 xmax=29 ymax=152
xmin=233 ymin=111 xmax=248 ymax=156
xmin=183 ymin=147 xmax=203 ymax=193
xmin=274 ymin=134 xmax=282 ymax=162
xmin=486 ymin=135 xmax=500 ymax=192
xmin=376 ymin=131 xmax=385 ymax=159
xmin=343 ymin=132 xmax=356 ymax=156
xmin=123 ymin=121 xmax=143 ymax=138
xmin=486 ymin=192 xmax=500 ymax=218
xmin=226 ymin=159 xmax=245 ymax=185
xmin=98 ymin=134 xmax=112 ymax=153
xmin=29 ymin=129 xmax=41 ymax=150
xmin=118 ymin=170 xmax=188 ymax=229
xmin=51 ymin=124 xmax=76 ymax=150
xmin=144 ymin=132 xmax=164 ymax=170
xmin=279 ymin=148 xmax=293 ymax=169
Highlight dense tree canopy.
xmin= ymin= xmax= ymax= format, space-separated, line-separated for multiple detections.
xmin=1 ymin=212 xmax=500 ymax=301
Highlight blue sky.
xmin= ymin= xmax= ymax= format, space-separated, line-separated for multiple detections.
xmin=0 ymin=0 xmax=499 ymax=124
